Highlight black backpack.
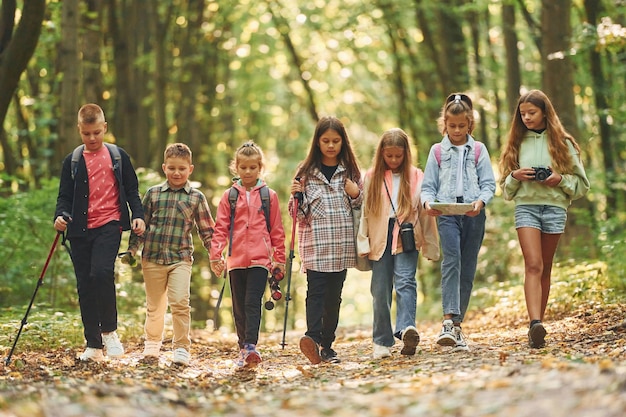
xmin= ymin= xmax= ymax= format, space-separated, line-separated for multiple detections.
xmin=71 ymin=143 xmax=121 ymax=180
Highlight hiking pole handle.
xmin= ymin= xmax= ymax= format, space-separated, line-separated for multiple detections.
xmin=294 ymin=177 xmax=303 ymax=204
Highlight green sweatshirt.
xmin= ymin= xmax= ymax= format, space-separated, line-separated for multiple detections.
xmin=502 ymin=130 xmax=590 ymax=210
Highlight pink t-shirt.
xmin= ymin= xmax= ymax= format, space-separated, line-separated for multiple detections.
xmin=83 ymin=146 xmax=120 ymax=229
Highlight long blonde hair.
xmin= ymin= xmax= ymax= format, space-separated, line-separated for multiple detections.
xmin=499 ymin=89 xmax=581 ymax=186
xmin=365 ymin=128 xmax=414 ymax=219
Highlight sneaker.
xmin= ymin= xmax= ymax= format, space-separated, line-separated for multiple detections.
xmin=79 ymin=347 xmax=105 ymax=362
xmin=400 ymin=326 xmax=420 ymax=355
xmin=528 ymin=322 xmax=547 ymax=348
xmin=372 ymin=343 xmax=391 ymax=359
xmin=436 ymin=319 xmax=456 ymax=347
xmin=320 ymin=348 xmax=340 ymax=363
xmin=102 ymin=331 xmax=124 ymax=357
xmin=243 ymin=344 xmax=262 ymax=367
xmin=143 ymin=340 xmax=162 ymax=357
xmin=299 ymin=335 xmax=322 ymax=365
xmin=236 ymin=348 xmax=246 ymax=367
xmin=452 ymin=326 xmax=470 ymax=352
xmin=172 ymin=348 xmax=191 ymax=365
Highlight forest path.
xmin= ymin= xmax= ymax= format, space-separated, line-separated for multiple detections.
xmin=1 ymin=303 xmax=626 ymax=417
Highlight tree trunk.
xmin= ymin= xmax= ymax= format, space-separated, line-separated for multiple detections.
xmin=82 ymin=0 xmax=104 ymax=104
xmin=541 ymin=0 xmax=596 ymax=257
xmin=0 ymin=0 xmax=46 ymax=176
xmin=58 ymin=0 xmax=80 ymax=162
xmin=437 ymin=0 xmax=469 ymax=92
xmin=584 ymin=0 xmax=617 ymax=216
xmin=503 ymin=3 xmax=521 ymax=117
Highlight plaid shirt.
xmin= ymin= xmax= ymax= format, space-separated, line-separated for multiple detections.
xmin=289 ymin=164 xmax=363 ymax=273
xmin=129 ymin=181 xmax=214 ymax=264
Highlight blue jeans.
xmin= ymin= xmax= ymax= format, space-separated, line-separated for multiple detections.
xmin=371 ymin=219 xmax=419 ymax=347
xmin=438 ymin=210 xmax=486 ymax=323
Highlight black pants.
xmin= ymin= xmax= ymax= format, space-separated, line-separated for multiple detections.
xmin=304 ymin=269 xmax=347 ymax=349
xmin=229 ymin=267 xmax=267 ymax=348
xmin=69 ymin=221 xmax=122 ymax=348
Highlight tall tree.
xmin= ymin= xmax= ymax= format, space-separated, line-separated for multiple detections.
xmin=503 ymin=1 xmax=521 ymax=117
xmin=57 ymin=0 xmax=80 ymax=163
xmin=541 ymin=0 xmax=595 ymax=255
xmin=0 ymin=0 xmax=46 ymax=176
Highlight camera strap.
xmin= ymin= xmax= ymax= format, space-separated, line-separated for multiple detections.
xmin=383 ymin=179 xmax=402 ymax=228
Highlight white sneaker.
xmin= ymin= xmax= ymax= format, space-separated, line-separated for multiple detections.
xmin=79 ymin=347 xmax=105 ymax=362
xmin=143 ymin=340 xmax=162 ymax=357
xmin=452 ymin=326 xmax=470 ymax=352
xmin=436 ymin=319 xmax=456 ymax=347
xmin=102 ymin=331 xmax=124 ymax=357
xmin=372 ymin=343 xmax=391 ymax=359
xmin=172 ymin=348 xmax=190 ymax=365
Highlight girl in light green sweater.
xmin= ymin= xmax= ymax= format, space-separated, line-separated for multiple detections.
xmin=499 ymin=89 xmax=590 ymax=349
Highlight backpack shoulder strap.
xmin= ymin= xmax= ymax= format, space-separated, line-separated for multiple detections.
xmin=104 ymin=143 xmax=122 ymax=176
xmin=71 ymin=145 xmax=85 ymax=180
xmin=227 ymin=187 xmax=238 ymax=256
xmin=474 ymin=141 xmax=482 ymax=164
xmin=259 ymin=185 xmax=271 ymax=233
xmin=435 ymin=142 xmax=482 ymax=166
xmin=228 ymin=187 xmax=238 ymax=222
xmin=434 ymin=143 xmax=442 ymax=167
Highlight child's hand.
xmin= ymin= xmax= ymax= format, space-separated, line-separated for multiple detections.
xmin=345 ymin=178 xmax=360 ymax=199
xmin=132 ymin=218 xmax=146 ymax=236
xmin=54 ymin=215 xmax=68 ymax=232
xmin=465 ymin=200 xmax=484 ymax=217
xmin=118 ymin=251 xmax=138 ymax=267
xmin=210 ymin=259 xmax=225 ymax=277
xmin=290 ymin=177 xmax=304 ymax=195
xmin=423 ymin=202 xmax=442 ymax=217
xmin=272 ymin=263 xmax=286 ymax=280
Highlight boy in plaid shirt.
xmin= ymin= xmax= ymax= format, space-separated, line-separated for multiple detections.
xmin=127 ymin=143 xmax=215 ymax=365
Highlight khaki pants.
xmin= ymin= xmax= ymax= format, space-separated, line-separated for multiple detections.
xmin=142 ymin=260 xmax=193 ymax=350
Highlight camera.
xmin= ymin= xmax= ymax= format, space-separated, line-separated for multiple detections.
xmin=532 ymin=167 xmax=552 ymax=181
xmin=400 ymin=222 xmax=416 ymax=252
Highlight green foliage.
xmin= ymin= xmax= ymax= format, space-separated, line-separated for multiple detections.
xmin=0 ymin=179 xmax=76 ymax=308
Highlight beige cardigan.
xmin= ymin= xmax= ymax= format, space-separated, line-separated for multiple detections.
xmin=357 ymin=167 xmax=440 ymax=262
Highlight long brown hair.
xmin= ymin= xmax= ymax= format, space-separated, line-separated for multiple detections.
xmin=295 ymin=116 xmax=361 ymax=182
xmin=499 ymin=89 xmax=581 ymax=186
xmin=365 ymin=128 xmax=414 ymax=219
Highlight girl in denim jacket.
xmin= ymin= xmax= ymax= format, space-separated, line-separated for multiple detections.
xmin=421 ymin=93 xmax=496 ymax=352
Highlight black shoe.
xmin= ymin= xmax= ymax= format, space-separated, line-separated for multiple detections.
xmin=528 ymin=322 xmax=547 ymax=348
xmin=320 ymin=347 xmax=340 ymax=363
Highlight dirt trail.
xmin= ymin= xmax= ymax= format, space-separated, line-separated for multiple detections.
xmin=1 ymin=304 xmax=625 ymax=417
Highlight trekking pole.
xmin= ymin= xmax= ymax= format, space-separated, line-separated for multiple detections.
xmin=5 ymin=232 xmax=62 ymax=366
xmin=213 ymin=264 xmax=227 ymax=331
xmin=281 ymin=180 xmax=302 ymax=349
xmin=5 ymin=212 xmax=72 ymax=366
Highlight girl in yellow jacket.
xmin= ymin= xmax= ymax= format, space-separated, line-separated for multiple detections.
xmin=357 ymin=128 xmax=439 ymax=359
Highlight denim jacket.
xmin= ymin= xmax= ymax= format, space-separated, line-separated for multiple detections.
xmin=421 ymin=135 xmax=496 ymax=207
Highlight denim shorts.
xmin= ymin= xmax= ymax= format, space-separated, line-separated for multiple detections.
xmin=515 ymin=204 xmax=567 ymax=234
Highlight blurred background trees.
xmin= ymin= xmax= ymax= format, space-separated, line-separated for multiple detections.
xmin=1 ymin=0 xmax=624 ymax=331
